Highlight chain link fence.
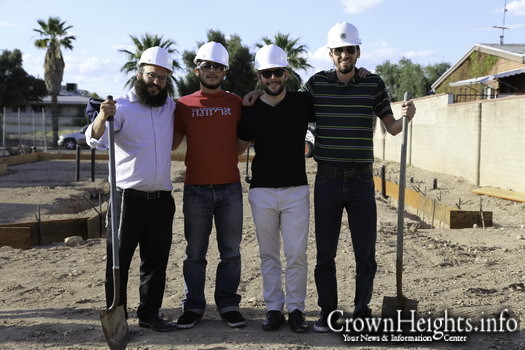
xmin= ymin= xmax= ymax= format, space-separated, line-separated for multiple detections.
xmin=1 ymin=107 xmax=88 ymax=154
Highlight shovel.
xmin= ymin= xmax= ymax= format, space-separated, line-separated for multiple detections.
xmin=244 ymin=144 xmax=252 ymax=184
xmin=100 ymin=96 xmax=129 ymax=350
xmin=381 ymin=91 xmax=418 ymax=328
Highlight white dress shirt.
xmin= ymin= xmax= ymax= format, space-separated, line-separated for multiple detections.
xmin=86 ymin=88 xmax=176 ymax=191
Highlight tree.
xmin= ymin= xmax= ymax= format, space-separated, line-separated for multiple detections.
xmin=0 ymin=49 xmax=47 ymax=107
xmin=424 ymin=62 xmax=451 ymax=93
xmin=375 ymin=60 xmax=400 ymax=100
xmin=257 ymin=32 xmax=313 ymax=91
xmin=175 ymin=29 xmax=255 ymax=97
xmin=119 ymin=33 xmax=180 ymax=97
xmin=221 ymin=34 xmax=255 ymax=96
xmin=33 ymin=16 xmax=76 ymax=146
xmin=376 ymin=58 xmax=451 ymax=101
xmin=397 ymin=58 xmax=427 ymax=100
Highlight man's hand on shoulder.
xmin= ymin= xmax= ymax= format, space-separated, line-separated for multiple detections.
xmin=243 ymin=90 xmax=264 ymax=106
xmin=356 ymin=66 xmax=371 ymax=78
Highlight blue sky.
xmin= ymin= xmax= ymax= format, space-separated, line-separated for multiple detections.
xmin=1 ymin=0 xmax=525 ymax=98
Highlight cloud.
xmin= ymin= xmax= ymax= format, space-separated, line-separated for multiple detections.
xmin=339 ymin=0 xmax=384 ymax=14
xmin=59 ymin=54 xmax=128 ymax=96
xmin=403 ymin=50 xmax=435 ymax=59
xmin=0 ymin=21 xmax=16 ymax=27
xmin=358 ymin=41 xmax=399 ymax=69
xmin=507 ymin=0 xmax=525 ymax=16
xmin=297 ymin=46 xmax=332 ymax=83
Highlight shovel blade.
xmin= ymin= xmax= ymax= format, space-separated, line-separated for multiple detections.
xmin=100 ymin=306 xmax=129 ymax=350
xmin=381 ymin=296 xmax=418 ymax=333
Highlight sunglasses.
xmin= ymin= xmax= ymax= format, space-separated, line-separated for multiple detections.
xmin=332 ymin=46 xmax=358 ymax=56
xmin=197 ymin=64 xmax=227 ymax=72
xmin=260 ymin=68 xmax=285 ymax=79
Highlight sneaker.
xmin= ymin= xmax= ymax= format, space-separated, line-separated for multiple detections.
xmin=313 ymin=314 xmax=330 ymax=333
xmin=288 ymin=309 xmax=308 ymax=333
xmin=313 ymin=312 xmax=340 ymax=333
xmin=176 ymin=311 xmax=203 ymax=329
xmin=220 ymin=310 xmax=246 ymax=328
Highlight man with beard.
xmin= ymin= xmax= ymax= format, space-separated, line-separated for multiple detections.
xmin=302 ymin=22 xmax=415 ymax=332
xmin=86 ymin=46 xmax=176 ymax=332
xmin=243 ymin=23 xmax=415 ymax=333
xmin=237 ymin=45 xmax=315 ymax=333
xmin=172 ymin=42 xmax=245 ymax=329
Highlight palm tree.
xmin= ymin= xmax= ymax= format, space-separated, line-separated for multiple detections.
xmin=257 ymin=32 xmax=312 ymax=91
xmin=33 ymin=16 xmax=76 ymax=146
xmin=119 ymin=34 xmax=179 ymax=97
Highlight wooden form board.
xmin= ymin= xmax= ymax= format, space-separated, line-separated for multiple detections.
xmin=374 ymin=176 xmax=492 ymax=229
xmin=0 ymin=227 xmax=38 ymax=249
xmin=471 ymin=187 xmax=525 ymax=203
xmin=0 ymin=216 xmax=103 ymax=249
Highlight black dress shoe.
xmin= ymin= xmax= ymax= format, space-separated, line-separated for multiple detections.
xmin=262 ymin=310 xmax=285 ymax=331
xmin=288 ymin=309 xmax=308 ymax=333
xmin=139 ymin=314 xmax=175 ymax=332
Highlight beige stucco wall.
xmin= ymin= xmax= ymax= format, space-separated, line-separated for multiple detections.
xmin=374 ymin=93 xmax=525 ymax=193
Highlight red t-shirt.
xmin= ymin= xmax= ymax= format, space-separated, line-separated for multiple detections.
xmin=174 ymin=90 xmax=242 ymax=185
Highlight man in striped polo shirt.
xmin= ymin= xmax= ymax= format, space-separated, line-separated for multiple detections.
xmin=302 ymin=22 xmax=416 ymax=332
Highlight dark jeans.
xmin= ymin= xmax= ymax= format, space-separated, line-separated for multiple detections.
xmin=314 ymin=164 xmax=377 ymax=316
xmin=182 ymin=183 xmax=243 ymax=315
xmin=105 ymin=190 xmax=175 ymax=319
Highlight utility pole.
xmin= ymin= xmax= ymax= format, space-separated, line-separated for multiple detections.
xmin=493 ymin=0 xmax=509 ymax=45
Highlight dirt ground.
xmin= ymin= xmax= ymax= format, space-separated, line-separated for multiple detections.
xmin=0 ymin=155 xmax=524 ymax=350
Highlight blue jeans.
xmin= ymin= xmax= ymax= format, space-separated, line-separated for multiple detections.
xmin=314 ymin=165 xmax=377 ymax=316
xmin=182 ymin=183 xmax=243 ymax=315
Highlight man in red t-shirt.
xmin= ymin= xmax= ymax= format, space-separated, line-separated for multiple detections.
xmin=173 ymin=42 xmax=245 ymax=329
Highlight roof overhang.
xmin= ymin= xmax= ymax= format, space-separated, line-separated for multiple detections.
xmin=448 ymin=67 xmax=525 ymax=87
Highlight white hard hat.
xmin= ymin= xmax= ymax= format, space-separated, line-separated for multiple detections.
xmin=326 ymin=22 xmax=362 ymax=48
xmin=137 ymin=46 xmax=173 ymax=73
xmin=254 ymin=44 xmax=289 ymax=71
xmin=193 ymin=41 xmax=229 ymax=68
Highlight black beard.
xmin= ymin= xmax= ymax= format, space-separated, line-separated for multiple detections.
xmin=199 ymin=75 xmax=222 ymax=90
xmin=337 ymin=63 xmax=355 ymax=75
xmin=263 ymin=83 xmax=285 ymax=96
xmin=135 ymin=78 xmax=168 ymax=107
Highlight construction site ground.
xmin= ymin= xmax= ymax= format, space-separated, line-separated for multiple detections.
xmin=0 ymin=156 xmax=524 ymax=350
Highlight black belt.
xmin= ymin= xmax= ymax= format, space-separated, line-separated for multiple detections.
xmin=196 ymin=184 xmax=230 ymax=189
xmin=117 ymin=187 xmax=171 ymax=200
xmin=317 ymin=162 xmax=373 ymax=179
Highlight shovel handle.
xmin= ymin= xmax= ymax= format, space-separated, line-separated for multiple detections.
xmin=245 ymin=144 xmax=252 ymax=184
xmin=106 ymin=95 xmax=121 ymax=308
xmin=396 ymin=91 xmax=412 ymax=298
xmin=106 ymin=95 xmax=114 ymax=122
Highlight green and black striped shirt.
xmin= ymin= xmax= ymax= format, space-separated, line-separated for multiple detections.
xmin=302 ymin=69 xmax=392 ymax=167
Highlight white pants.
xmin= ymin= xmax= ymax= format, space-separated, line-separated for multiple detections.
xmin=248 ymin=185 xmax=309 ymax=313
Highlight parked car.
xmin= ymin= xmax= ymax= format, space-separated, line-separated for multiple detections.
xmin=305 ymin=123 xmax=315 ymax=157
xmin=58 ymin=125 xmax=88 ymax=150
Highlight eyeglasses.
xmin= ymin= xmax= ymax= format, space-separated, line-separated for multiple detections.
xmin=197 ymin=64 xmax=227 ymax=72
xmin=141 ymin=71 xmax=169 ymax=83
xmin=260 ymin=68 xmax=285 ymax=79
xmin=332 ymin=46 xmax=358 ymax=56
